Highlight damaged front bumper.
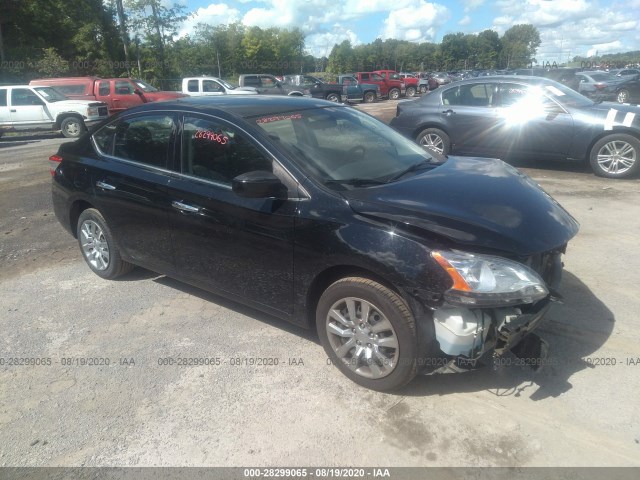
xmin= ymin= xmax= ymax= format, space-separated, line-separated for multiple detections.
xmin=417 ymin=294 xmax=556 ymax=375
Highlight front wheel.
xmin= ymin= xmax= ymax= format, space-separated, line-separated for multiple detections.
xmin=419 ymin=85 xmax=428 ymax=94
xmin=60 ymin=116 xmax=85 ymax=138
xmin=317 ymin=277 xmax=418 ymax=391
xmin=589 ymin=134 xmax=640 ymax=178
xmin=326 ymin=93 xmax=340 ymax=102
xmin=405 ymin=86 xmax=416 ymax=98
xmin=388 ymin=88 xmax=400 ymax=100
xmin=77 ymin=208 xmax=134 ymax=279
xmin=363 ymin=91 xmax=376 ymax=103
xmin=616 ymin=89 xmax=629 ymax=103
xmin=416 ymin=128 xmax=450 ymax=156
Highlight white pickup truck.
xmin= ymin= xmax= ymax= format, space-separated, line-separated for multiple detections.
xmin=181 ymin=77 xmax=258 ymax=96
xmin=0 ymin=85 xmax=108 ymax=138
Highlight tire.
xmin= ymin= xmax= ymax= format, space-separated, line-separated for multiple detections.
xmin=77 ymin=208 xmax=134 ymax=279
xmin=416 ymin=128 xmax=450 ymax=156
xmin=405 ymin=86 xmax=416 ymax=98
xmin=60 ymin=116 xmax=85 ymax=138
xmin=589 ymin=134 xmax=640 ymax=178
xmin=326 ymin=93 xmax=340 ymax=102
xmin=419 ymin=85 xmax=428 ymax=94
xmin=363 ymin=91 xmax=375 ymax=103
xmin=388 ymin=88 xmax=400 ymax=100
xmin=316 ymin=277 xmax=418 ymax=391
xmin=616 ymin=89 xmax=629 ymax=103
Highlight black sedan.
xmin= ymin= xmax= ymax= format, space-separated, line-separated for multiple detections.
xmin=51 ymin=96 xmax=578 ymax=391
xmin=390 ymin=76 xmax=640 ymax=178
xmin=614 ymin=75 xmax=640 ymax=104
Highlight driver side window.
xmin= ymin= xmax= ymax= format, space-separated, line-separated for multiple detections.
xmin=182 ymin=116 xmax=272 ymax=185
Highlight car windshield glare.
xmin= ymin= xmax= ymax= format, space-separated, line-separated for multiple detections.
xmin=253 ymin=107 xmax=436 ymax=187
xmin=33 ymin=87 xmax=67 ymax=102
xmin=539 ymin=81 xmax=594 ymax=108
xmin=133 ymin=79 xmax=158 ymax=92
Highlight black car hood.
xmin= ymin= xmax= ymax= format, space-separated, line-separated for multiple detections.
xmin=341 ymin=156 xmax=579 ymax=256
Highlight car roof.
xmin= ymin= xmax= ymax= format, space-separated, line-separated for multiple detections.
xmin=439 ymin=75 xmax=558 ymax=86
xmin=119 ymin=95 xmax=344 ymax=119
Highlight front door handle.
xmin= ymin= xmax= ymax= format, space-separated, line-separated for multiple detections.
xmin=96 ymin=181 xmax=116 ymax=190
xmin=172 ymin=200 xmax=201 ymax=214
xmin=442 ymin=109 xmax=455 ymax=115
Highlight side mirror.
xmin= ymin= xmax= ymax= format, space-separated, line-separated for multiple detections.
xmin=134 ymin=88 xmax=143 ymax=95
xmin=232 ymin=171 xmax=287 ymax=199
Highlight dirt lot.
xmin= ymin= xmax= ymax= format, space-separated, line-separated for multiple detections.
xmin=1 ymin=103 xmax=639 ymax=469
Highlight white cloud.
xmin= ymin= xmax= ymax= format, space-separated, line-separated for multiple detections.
xmin=178 ymin=3 xmax=241 ymax=37
xmin=458 ymin=15 xmax=471 ymax=26
xmin=587 ymin=41 xmax=623 ymax=57
xmin=305 ymin=29 xmax=361 ymax=57
xmin=461 ymin=0 xmax=486 ymax=11
xmin=381 ymin=1 xmax=450 ymax=42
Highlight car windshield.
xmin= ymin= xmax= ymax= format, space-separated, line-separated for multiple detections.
xmin=218 ymin=79 xmax=237 ymax=90
xmin=133 ymin=79 xmax=158 ymax=92
xmin=538 ymin=80 xmax=594 ymax=108
xmin=252 ymin=107 xmax=438 ymax=188
xmin=33 ymin=86 xmax=67 ymax=102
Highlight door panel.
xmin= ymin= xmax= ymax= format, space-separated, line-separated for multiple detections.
xmin=167 ymin=115 xmax=296 ymax=313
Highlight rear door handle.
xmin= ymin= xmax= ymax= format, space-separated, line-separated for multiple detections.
xmin=172 ymin=200 xmax=201 ymax=213
xmin=442 ymin=109 xmax=455 ymax=115
xmin=10 ymin=109 xmax=16 ymax=112
xmin=96 ymin=181 xmax=116 ymax=190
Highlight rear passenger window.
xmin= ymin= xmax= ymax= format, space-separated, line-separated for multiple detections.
xmin=98 ymin=81 xmax=110 ymax=96
xmin=93 ymin=115 xmax=174 ymax=169
xmin=0 ymin=89 xmax=7 ymax=107
xmin=182 ymin=116 xmax=271 ymax=184
xmin=187 ymin=80 xmax=198 ymax=93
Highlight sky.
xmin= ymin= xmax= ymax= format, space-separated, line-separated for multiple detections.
xmin=177 ymin=0 xmax=640 ymax=63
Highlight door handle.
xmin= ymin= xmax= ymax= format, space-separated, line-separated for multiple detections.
xmin=96 ymin=181 xmax=116 ymax=190
xmin=10 ymin=109 xmax=16 ymax=112
xmin=442 ymin=109 xmax=455 ymax=115
xmin=172 ymin=200 xmax=201 ymax=213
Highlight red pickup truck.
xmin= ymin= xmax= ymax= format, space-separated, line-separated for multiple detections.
xmin=351 ymin=72 xmax=405 ymax=100
xmin=29 ymin=77 xmax=186 ymax=115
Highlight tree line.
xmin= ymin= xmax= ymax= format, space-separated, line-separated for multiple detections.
xmin=0 ymin=1 xmax=634 ymax=89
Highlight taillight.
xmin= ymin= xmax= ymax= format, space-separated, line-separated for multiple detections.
xmin=49 ymin=154 xmax=62 ymax=176
xmin=594 ymin=83 xmax=607 ymax=90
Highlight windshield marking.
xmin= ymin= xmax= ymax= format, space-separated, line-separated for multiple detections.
xmin=257 ymin=113 xmax=302 ymax=124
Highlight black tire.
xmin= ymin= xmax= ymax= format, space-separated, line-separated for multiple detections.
xmin=60 ymin=116 xmax=85 ymax=138
xmin=589 ymin=133 xmax=640 ymax=179
xmin=416 ymin=128 xmax=450 ymax=156
xmin=616 ymin=89 xmax=630 ymax=104
xmin=405 ymin=86 xmax=416 ymax=98
xmin=76 ymin=208 xmax=134 ymax=279
xmin=317 ymin=277 xmax=418 ymax=391
xmin=326 ymin=93 xmax=340 ymax=102
xmin=363 ymin=91 xmax=376 ymax=103
xmin=388 ymin=88 xmax=400 ymax=100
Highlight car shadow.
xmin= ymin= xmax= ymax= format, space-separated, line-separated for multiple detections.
xmin=116 ymin=268 xmax=612 ymax=399
xmin=401 ymin=270 xmax=614 ymax=399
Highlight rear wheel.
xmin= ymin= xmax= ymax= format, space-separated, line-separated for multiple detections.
xmin=60 ymin=116 xmax=85 ymax=138
xmin=388 ymin=88 xmax=400 ymax=100
xmin=317 ymin=277 xmax=418 ymax=391
xmin=326 ymin=93 xmax=340 ymax=102
xmin=416 ymin=128 xmax=450 ymax=156
xmin=77 ymin=208 xmax=134 ymax=279
xmin=363 ymin=91 xmax=376 ymax=103
xmin=589 ymin=134 xmax=640 ymax=178
xmin=616 ymin=89 xmax=630 ymax=103
xmin=405 ymin=86 xmax=416 ymax=97
xmin=419 ymin=85 xmax=428 ymax=94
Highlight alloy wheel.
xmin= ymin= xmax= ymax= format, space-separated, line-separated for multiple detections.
xmin=596 ymin=139 xmax=636 ymax=175
xmin=80 ymin=220 xmax=110 ymax=271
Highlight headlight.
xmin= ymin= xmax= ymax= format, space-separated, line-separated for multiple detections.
xmin=87 ymin=107 xmax=99 ymax=117
xmin=432 ymin=250 xmax=548 ymax=307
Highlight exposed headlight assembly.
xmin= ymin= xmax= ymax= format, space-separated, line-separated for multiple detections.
xmin=432 ymin=250 xmax=548 ymax=307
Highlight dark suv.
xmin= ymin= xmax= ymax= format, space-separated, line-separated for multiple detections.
xmin=51 ymin=96 xmax=578 ymax=391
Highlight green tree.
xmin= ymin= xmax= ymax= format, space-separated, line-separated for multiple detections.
xmin=501 ymin=24 xmax=540 ymax=68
